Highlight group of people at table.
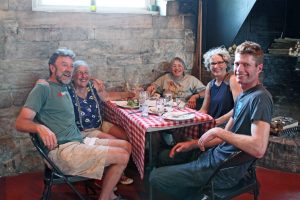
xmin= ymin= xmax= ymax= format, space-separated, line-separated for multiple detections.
xmin=15 ymin=40 xmax=273 ymax=200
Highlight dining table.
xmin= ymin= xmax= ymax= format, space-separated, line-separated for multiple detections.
xmin=103 ymin=100 xmax=215 ymax=179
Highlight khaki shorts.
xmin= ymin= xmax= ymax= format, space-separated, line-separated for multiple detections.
xmin=48 ymin=139 xmax=109 ymax=180
xmin=81 ymin=120 xmax=114 ymax=138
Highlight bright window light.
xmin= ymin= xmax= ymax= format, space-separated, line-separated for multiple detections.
xmin=32 ymin=0 xmax=157 ymax=14
xmin=39 ymin=0 xmax=146 ymax=8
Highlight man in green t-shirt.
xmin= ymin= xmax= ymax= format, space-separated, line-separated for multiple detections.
xmin=16 ymin=48 xmax=131 ymax=200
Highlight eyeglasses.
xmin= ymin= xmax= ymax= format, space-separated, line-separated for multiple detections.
xmin=76 ymin=70 xmax=89 ymax=76
xmin=210 ymin=61 xmax=225 ymax=66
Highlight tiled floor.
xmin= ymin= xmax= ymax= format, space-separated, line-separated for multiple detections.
xmin=1 ymin=165 xmax=300 ymax=200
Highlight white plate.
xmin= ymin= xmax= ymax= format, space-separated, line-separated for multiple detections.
xmin=149 ymin=107 xmax=159 ymax=115
xmin=162 ymin=111 xmax=195 ymax=121
xmin=147 ymin=100 xmax=157 ymax=107
xmin=112 ymin=101 xmax=139 ymax=109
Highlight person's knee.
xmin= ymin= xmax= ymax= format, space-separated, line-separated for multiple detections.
xmin=109 ymin=146 xmax=130 ymax=163
xmin=125 ymin=140 xmax=132 ymax=151
xmin=149 ymin=168 xmax=157 ymax=187
xmin=117 ymin=149 xmax=130 ymax=165
xmin=120 ymin=140 xmax=132 ymax=154
xmin=119 ymin=151 xmax=130 ymax=165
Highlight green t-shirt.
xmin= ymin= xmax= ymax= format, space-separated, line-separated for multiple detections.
xmin=24 ymin=82 xmax=83 ymax=144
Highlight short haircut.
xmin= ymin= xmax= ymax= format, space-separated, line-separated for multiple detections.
xmin=48 ymin=48 xmax=76 ymax=66
xmin=235 ymin=41 xmax=264 ymax=65
xmin=203 ymin=46 xmax=232 ymax=71
xmin=170 ymin=57 xmax=187 ymax=69
xmin=73 ymin=60 xmax=89 ymax=72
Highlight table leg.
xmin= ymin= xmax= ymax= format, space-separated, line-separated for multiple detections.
xmin=148 ymin=132 xmax=153 ymax=200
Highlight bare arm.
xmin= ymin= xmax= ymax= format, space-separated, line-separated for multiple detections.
xmin=146 ymin=84 xmax=156 ymax=96
xmin=199 ymin=120 xmax=270 ymax=158
xmin=15 ymin=107 xmax=57 ymax=150
xmin=169 ymin=140 xmax=199 ymax=158
xmin=224 ymin=117 xmax=234 ymax=131
xmin=92 ymin=78 xmax=134 ymax=101
xmin=104 ymin=91 xmax=135 ymax=101
xmin=198 ymin=84 xmax=211 ymax=113
xmin=215 ymin=110 xmax=233 ymax=126
xmin=214 ymin=76 xmax=242 ymax=126
xmin=229 ymin=74 xmax=242 ymax=101
xmin=187 ymin=89 xmax=206 ymax=109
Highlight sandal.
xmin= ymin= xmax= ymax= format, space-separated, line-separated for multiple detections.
xmin=119 ymin=175 xmax=134 ymax=185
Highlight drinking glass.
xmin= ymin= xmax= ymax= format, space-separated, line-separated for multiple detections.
xmin=164 ymin=91 xmax=173 ymax=113
xmin=139 ymin=91 xmax=149 ymax=105
xmin=156 ymin=98 xmax=165 ymax=121
xmin=139 ymin=91 xmax=150 ymax=117
xmin=176 ymin=97 xmax=185 ymax=110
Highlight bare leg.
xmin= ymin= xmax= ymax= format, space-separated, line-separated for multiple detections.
xmin=97 ymin=132 xmax=117 ymax=139
xmin=99 ymin=147 xmax=130 ymax=200
xmin=107 ymin=139 xmax=132 ymax=154
xmin=107 ymin=125 xmax=128 ymax=141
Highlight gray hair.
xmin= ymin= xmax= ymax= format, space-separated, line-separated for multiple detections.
xmin=48 ymin=48 xmax=75 ymax=76
xmin=203 ymin=46 xmax=232 ymax=71
xmin=48 ymin=48 xmax=75 ymax=65
xmin=170 ymin=57 xmax=187 ymax=69
xmin=73 ymin=60 xmax=90 ymax=72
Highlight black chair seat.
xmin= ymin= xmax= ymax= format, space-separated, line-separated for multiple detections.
xmin=201 ymin=151 xmax=259 ymax=200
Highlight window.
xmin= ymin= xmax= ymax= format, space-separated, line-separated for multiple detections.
xmin=32 ymin=0 xmax=156 ymax=14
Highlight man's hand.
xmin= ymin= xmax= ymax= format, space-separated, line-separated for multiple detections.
xmin=198 ymin=127 xmax=221 ymax=151
xmin=91 ymin=78 xmax=105 ymax=92
xmin=169 ymin=140 xmax=198 ymax=158
xmin=36 ymin=79 xmax=49 ymax=86
xmin=36 ymin=125 xmax=58 ymax=150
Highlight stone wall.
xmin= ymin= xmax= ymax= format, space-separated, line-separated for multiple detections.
xmin=0 ymin=0 xmax=198 ymax=176
xmin=262 ymin=55 xmax=300 ymax=122
xmin=258 ymin=135 xmax=300 ymax=173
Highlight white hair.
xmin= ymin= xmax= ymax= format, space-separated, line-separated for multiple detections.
xmin=203 ymin=46 xmax=232 ymax=71
xmin=73 ymin=60 xmax=90 ymax=71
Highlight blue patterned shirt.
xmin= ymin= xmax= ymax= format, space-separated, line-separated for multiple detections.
xmin=67 ymin=82 xmax=103 ymax=131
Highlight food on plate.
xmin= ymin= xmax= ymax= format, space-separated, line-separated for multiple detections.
xmin=127 ymin=99 xmax=139 ymax=107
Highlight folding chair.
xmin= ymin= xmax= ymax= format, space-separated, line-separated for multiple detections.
xmin=29 ymin=133 xmax=97 ymax=200
xmin=201 ymin=151 xmax=259 ymax=200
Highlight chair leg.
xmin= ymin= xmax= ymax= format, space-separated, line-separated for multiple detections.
xmin=253 ymin=186 xmax=259 ymax=200
xmin=85 ymin=180 xmax=97 ymax=196
xmin=64 ymin=179 xmax=87 ymax=200
xmin=42 ymin=174 xmax=54 ymax=200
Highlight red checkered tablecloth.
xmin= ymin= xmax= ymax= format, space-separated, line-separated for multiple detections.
xmin=103 ymin=101 xmax=214 ymax=179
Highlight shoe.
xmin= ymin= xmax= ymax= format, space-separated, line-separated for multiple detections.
xmin=119 ymin=175 xmax=134 ymax=185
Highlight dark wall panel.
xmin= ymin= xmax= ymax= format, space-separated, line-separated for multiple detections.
xmin=202 ymin=0 xmax=256 ymax=51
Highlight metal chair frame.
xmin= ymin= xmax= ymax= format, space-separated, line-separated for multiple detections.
xmin=30 ymin=133 xmax=96 ymax=200
xmin=202 ymin=151 xmax=259 ymax=200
